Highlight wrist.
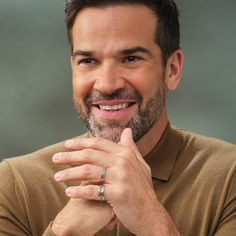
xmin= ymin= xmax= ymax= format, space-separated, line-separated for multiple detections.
xmin=138 ymin=225 xmax=181 ymax=236
xmin=51 ymin=222 xmax=70 ymax=236
xmin=136 ymin=200 xmax=180 ymax=236
xmin=137 ymin=223 xmax=181 ymax=236
xmin=51 ymin=220 xmax=94 ymax=236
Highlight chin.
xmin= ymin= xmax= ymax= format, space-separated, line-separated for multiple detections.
xmin=90 ymin=126 xmax=124 ymax=143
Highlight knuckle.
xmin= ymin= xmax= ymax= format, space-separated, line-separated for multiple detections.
xmin=116 ymin=157 xmax=131 ymax=170
xmin=63 ymin=169 xmax=72 ymax=179
xmin=113 ymin=186 xmax=127 ymax=202
xmin=120 ymin=147 xmax=134 ymax=159
xmin=84 ymin=186 xmax=95 ymax=198
xmin=95 ymin=136 xmax=103 ymax=143
xmin=82 ymin=164 xmax=91 ymax=178
xmin=83 ymin=148 xmax=93 ymax=159
xmin=62 ymin=152 xmax=70 ymax=162
xmin=90 ymin=138 xmax=100 ymax=147
xmin=58 ymin=152 xmax=68 ymax=162
xmin=90 ymin=136 xmax=105 ymax=148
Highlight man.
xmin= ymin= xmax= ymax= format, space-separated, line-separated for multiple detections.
xmin=0 ymin=0 xmax=235 ymax=235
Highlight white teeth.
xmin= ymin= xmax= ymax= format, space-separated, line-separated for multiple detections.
xmin=99 ymin=103 xmax=129 ymax=111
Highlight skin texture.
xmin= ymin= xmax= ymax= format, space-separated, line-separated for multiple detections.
xmin=51 ymin=198 xmax=115 ymax=235
xmin=52 ymin=4 xmax=183 ymax=236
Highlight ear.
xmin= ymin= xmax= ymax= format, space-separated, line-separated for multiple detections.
xmin=165 ymin=49 xmax=184 ymax=91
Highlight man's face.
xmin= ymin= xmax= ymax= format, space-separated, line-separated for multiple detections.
xmin=71 ymin=5 xmax=166 ymax=142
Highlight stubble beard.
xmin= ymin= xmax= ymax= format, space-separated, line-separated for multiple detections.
xmin=74 ymin=82 xmax=165 ymax=143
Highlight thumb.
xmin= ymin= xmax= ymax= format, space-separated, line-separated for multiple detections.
xmin=119 ymin=128 xmax=134 ymax=147
xmin=119 ymin=129 xmax=147 ymax=164
xmin=119 ymin=128 xmax=140 ymax=157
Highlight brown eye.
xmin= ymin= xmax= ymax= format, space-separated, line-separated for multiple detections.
xmin=123 ymin=56 xmax=142 ymax=63
xmin=78 ymin=58 xmax=96 ymax=66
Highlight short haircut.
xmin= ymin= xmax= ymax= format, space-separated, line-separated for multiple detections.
xmin=65 ymin=0 xmax=180 ymax=65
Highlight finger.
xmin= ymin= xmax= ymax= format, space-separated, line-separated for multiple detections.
xmin=119 ymin=128 xmax=139 ymax=154
xmin=54 ymin=164 xmax=107 ymax=182
xmin=80 ymin=180 xmax=102 ymax=186
xmin=119 ymin=128 xmax=134 ymax=147
xmin=64 ymin=136 xmax=125 ymax=154
xmin=65 ymin=185 xmax=108 ymax=201
xmin=119 ymin=128 xmax=145 ymax=163
xmin=52 ymin=149 xmax=114 ymax=167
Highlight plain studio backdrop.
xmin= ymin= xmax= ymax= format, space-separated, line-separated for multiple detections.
xmin=0 ymin=0 xmax=236 ymax=159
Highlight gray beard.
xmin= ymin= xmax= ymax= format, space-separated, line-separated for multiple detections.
xmin=74 ymin=82 xmax=165 ymax=143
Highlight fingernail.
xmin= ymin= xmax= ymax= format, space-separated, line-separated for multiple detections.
xmin=54 ymin=172 xmax=64 ymax=181
xmin=52 ymin=153 xmax=61 ymax=162
xmin=66 ymin=187 xmax=74 ymax=196
xmin=65 ymin=139 xmax=75 ymax=148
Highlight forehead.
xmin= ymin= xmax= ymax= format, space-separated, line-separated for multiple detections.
xmin=71 ymin=5 xmax=158 ymax=52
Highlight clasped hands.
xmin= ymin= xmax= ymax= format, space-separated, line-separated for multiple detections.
xmin=51 ymin=128 xmax=178 ymax=236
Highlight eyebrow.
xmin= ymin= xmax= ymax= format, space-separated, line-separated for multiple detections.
xmin=72 ymin=50 xmax=94 ymax=58
xmin=120 ymin=46 xmax=153 ymax=57
xmin=72 ymin=46 xmax=153 ymax=58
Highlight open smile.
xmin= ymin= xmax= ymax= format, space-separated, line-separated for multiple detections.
xmin=95 ymin=102 xmax=136 ymax=111
xmin=92 ymin=99 xmax=137 ymax=110
xmin=91 ymin=100 xmax=138 ymax=120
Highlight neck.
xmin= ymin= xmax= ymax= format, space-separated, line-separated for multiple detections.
xmin=136 ymin=109 xmax=168 ymax=157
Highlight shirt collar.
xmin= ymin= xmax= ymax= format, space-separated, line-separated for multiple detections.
xmin=145 ymin=122 xmax=183 ymax=182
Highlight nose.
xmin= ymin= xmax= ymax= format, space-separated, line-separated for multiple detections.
xmin=93 ymin=61 xmax=125 ymax=94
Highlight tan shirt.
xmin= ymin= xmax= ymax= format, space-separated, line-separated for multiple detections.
xmin=1 ymin=124 xmax=236 ymax=236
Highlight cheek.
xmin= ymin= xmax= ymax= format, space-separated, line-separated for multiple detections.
xmin=72 ymin=73 xmax=94 ymax=102
xmin=127 ymin=69 xmax=162 ymax=100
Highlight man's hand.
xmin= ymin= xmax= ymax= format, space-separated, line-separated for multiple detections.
xmin=51 ymin=198 xmax=115 ymax=236
xmin=53 ymin=129 xmax=180 ymax=235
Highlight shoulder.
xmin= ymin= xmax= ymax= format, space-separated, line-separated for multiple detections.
xmin=1 ymin=140 xmax=67 ymax=180
xmin=1 ymin=133 xmax=89 ymax=179
xmin=173 ymin=126 xmax=236 ymax=158
xmin=165 ymin=127 xmax=236 ymax=235
xmin=172 ymin=126 xmax=236 ymax=178
xmin=0 ymin=133 xmax=88 ymax=196
xmin=0 ymin=140 xmax=68 ymax=199
xmin=0 ymin=134 xmax=88 ymax=232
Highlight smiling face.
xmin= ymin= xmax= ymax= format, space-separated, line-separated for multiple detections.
xmin=71 ymin=5 xmax=172 ymax=143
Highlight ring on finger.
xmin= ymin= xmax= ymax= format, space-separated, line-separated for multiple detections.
xmin=97 ymin=185 xmax=106 ymax=201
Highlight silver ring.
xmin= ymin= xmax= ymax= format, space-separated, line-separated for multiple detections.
xmin=100 ymin=168 xmax=107 ymax=181
xmin=97 ymin=185 xmax=106 ymax=201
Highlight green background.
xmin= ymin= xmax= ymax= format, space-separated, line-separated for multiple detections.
xmin=0 ymin=0 xmax=236 ymax=160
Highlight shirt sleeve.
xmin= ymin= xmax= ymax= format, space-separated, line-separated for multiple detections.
xmin=214 ymin=167 xmax=236 ymax=235
xmin=0 ymin=160 xmax=31 ymax=235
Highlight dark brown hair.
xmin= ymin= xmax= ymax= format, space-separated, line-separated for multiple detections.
xmin=65 ymin=0 xmax=180 ymax=65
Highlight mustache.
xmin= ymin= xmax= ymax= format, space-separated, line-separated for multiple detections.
xmin=85 ymin=89 xmax=142 ymax=105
